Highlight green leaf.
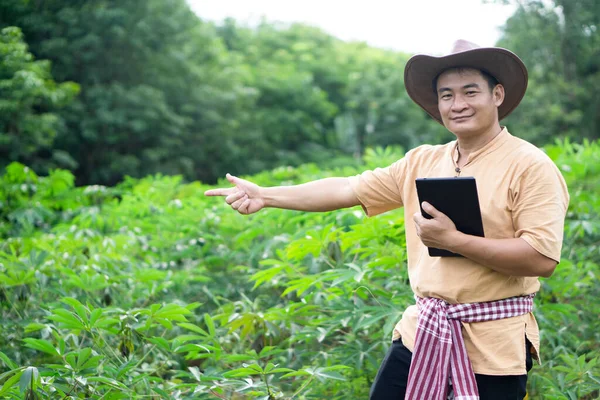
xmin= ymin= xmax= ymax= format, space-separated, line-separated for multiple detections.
xmin=76 ymin=348 xmax=93 ymax=370
xmin=147 ymin=337 xmax=170 ymax=352
xmin=22 ymin=338 xmax=59 ymax=356
xmin=204 ymin=313 xmax=216 ymax=337
xmin=61 ymin=297 xmax=89 ymax=324
xmin=80 ymin=355 xmax=103 ymax=371
xmin=282 ymin=365 xmax=351 ymax=381
xmin=173 ymin=343 xmax=214 ymax=354
xmin=188 ymin=366 xmax=202 ymax=381
xmin=173 ymin=334 xmax=206 ymax=343
xmin=65 ymin=353 xmax=76 ymax=369
xmin=78 ymin=347 xmax=91 ymax=365
xmin=154 ymin=303 xmax=191 ymax=319
xmin=152 ymin=387 xmax=171 ymax=397
xmin=18 ymin=366 xmax=38 ymax=394
xmin=0 ymin=352 xmax=17 ymax=370
xmin=185 ymin=302 xmax=203 ymax=311
xmin=23 ymin=323 xmax=47 ymax=333
xmin=86 ymin=376 xmax=129 ymax=390
xmin=264 ymin=363 xmax=294 ymax=375
xmin=251 ymin=264 xmax=287 ymax=289
xmin=223 ymin=354 xmax=256 ymax=363
xmin=47 ymin=308 xmax=86 ymax=331
xmin=116 ymin=359 xmax=137 ymax=380
xmin=89 ymin=308 xmax=103 ymax=328
xmin=155 ymin=318 xmax=173 ymax=329
xmin=178 ymin=323 xmax=209 ymax=336
xmin=243 ymin=363 xmax=263 ymax=373
xmin=0 ymin=370 xmax=23 ymax=396
xmin=263 ymin=362 xmax=277 ymax=374
xmin=222 ymin=366 xmax=262 ymax=378
xmin=311 ymin=366 xmax=350 ymax=381
xmin=94 ymin=317 xmax=119 ymax=329
xmin=280 ymin=370 xmax=311 ymax=378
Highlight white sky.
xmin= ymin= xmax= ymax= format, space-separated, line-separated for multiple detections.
xmin=186 ymin=0 xmax=518 ymax=55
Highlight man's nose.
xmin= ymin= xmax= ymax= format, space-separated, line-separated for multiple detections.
xmin=451 ymin=95 xmax=468 ymax=112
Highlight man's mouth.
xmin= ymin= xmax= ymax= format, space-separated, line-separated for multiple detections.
xmin=451 ymin=115 xmax=473 ymax=121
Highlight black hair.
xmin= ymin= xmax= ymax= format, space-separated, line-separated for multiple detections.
xmin=432 ymin=67 xmax=499 ymax=96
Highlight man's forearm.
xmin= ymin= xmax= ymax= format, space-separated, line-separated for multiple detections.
xmin=261 ymin=177 xmax=360 ymax=212
xmin=447 ymin=234 xmax=557 ymax=277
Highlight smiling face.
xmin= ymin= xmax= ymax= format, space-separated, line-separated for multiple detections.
xmin=436 ymin=68 xmax=505 ymax=138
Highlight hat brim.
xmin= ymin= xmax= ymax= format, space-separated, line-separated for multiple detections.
xmin=404 ymin=48 xmax=528 ymax=125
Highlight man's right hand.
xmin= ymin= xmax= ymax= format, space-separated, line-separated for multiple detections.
xmin=205 ymin=174 xmax=360 ymax=214
xmin=204 ymin=173 xmax=265 ymax=215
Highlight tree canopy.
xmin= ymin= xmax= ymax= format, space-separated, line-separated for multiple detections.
xmin=0 ymin=0 xmax=597 ymax=185
xmin=497 ymin=0 xmax=600 ymax=143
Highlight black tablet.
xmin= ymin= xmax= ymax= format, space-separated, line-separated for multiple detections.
xmin=415 ymin=177 xmax=485 ymax=257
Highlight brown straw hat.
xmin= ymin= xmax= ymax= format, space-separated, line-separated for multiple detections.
xmin=404 ymin=39 xmax=528 ymax=125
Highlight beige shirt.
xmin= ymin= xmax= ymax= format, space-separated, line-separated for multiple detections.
xmin=348 ymin=128 xmax=569 ymax=375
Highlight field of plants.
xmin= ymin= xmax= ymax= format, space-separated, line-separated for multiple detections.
xmin=0 ymin=140 xmax=599 ymax=399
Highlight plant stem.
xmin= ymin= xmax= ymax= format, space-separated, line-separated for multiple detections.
xmin=262 ymin=372 xmax=273 ymax=398
xmin=290 ymin=375 xmax=315 ymax=399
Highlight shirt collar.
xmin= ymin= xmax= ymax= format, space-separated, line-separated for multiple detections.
xmin=452 ymin=127 xmax=510 ymax=165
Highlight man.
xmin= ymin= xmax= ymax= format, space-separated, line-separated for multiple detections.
xmin=204 ymin=40 xmax=569 ymax=399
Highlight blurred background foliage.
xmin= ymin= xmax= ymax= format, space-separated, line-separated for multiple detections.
xmin=1 ymin=0 xmax=597 ymax=185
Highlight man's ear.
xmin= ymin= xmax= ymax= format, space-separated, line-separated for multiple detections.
xmin=493 ymin=84 xmax=505 ymax=107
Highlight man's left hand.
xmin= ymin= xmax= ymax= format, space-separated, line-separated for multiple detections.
xmin=413 ymin=202 xmax=460 ymax=250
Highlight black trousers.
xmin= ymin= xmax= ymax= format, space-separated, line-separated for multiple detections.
xmin=370 ymin=339 xmax=533 ymax=400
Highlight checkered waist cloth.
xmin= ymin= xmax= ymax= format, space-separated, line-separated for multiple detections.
xmin=405 ymin=294 xmax=535 ymax=400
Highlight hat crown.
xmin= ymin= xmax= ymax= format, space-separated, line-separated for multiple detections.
xmin=450 ymin=39 xmax=481 ymax=54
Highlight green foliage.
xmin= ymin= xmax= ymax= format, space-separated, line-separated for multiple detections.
xmin=0 ymin=141 xmax=598 ymax=398
xmin=2 ymin=0 xmax=596 ymax=186
xmin=528 ymin=139 xmax=600 ymax=399
xmin=0 ymin=0 xmax=249 ymax=185
xmin=0 ymin=26 xmax=79 ymax=174
xmin=498 ymin=0 xmax=600 ymax=144
xmin=0 ymin=162 xmax=86 ymax=238
xmin=0 ymin=1 xmax=448 ymax=186
xmin=218 ymin=21 xmax=446 ymax=170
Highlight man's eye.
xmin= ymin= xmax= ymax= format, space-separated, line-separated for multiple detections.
xmin=466 ymin=91 xmax=477 ymax=95
xmin=441 ymin=94 xmax=452 ymax=99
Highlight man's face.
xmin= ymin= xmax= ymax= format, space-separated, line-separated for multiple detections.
xmin=436 ymin=68 xmax=504 ymax=136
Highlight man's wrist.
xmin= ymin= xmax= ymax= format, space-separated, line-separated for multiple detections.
xmin=260 ymin=186 xmax=271 ymax=208
xmin=445 ymin=230 xmax=468 ymax=253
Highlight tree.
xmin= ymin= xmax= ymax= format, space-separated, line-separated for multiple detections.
xmin=215 ymin=20 xmax=446 ymax=165
xmin=0 ymin=26 xmax=78 ymax=173
xmin=335 ymin=43 xmax=449 ymax=156
xmin=0 ymin=0 xmax=250 ymax=185
xmin=496 ymin=0 xmax=600 ymax=143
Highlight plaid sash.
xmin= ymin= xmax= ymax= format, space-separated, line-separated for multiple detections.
xmin=405 ymin=294 xmax=535 ymax=400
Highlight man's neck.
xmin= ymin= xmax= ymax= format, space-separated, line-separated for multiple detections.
xmin=456 ymin=124 xmax=503 ymax=166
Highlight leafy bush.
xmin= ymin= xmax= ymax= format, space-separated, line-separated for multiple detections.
xmin=0 ymin=141 xmax=598 ymax=399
